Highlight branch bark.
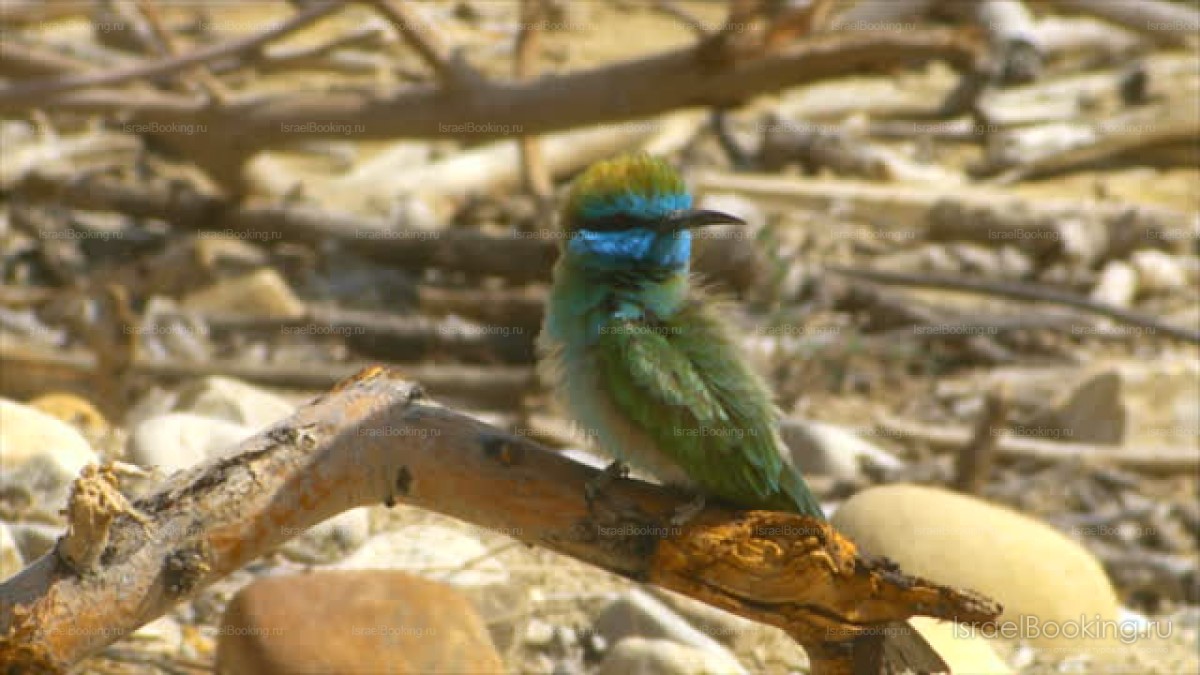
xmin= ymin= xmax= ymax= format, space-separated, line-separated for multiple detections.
xmin=0 ymin=29 xmax=980 ymax=149
xmin=0 ymin=367 xmax=1000 ymax=673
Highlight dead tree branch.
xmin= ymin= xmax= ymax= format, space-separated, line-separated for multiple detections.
xmin=367 ymin=0 xmax=480 ymax=87
xmin=0 ymin=1 xmax=347 ymax=106
xmin=0 ymin=367 xmax=1000 ymax=673
xmin=11 ymin=170 xmax=761 ymax=291
xmin=826 ymin=266 xmax=1200 ymax=345
xmin=1042 ymin=0 xmax=1200 ymax=47
xmin=0 ymin=29 xmax=980 ymax=159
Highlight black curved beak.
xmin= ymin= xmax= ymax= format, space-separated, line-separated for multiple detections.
xmin=658 ymin=209 xmax=746 ymax=233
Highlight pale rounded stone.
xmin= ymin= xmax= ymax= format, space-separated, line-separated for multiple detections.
xmin=130 ymin=413 xmax=256 ymax=474
xmin=182 ymin=268 xmax=305 ymax=319
xmin=909 ymin=617 xmax=1012 ymax=674
xmin=172 ymin=376 xmax=295 ymax=430
xmin=832 ymin=485 xmax=1121 ymax=649
xmin=1 ymin=522 xmax=24 ymax=582
xmin=130 ymin=615 xmax=185 ymax=656
xmin=1090 ymin=260 xmax=1138 ymax=308
xmin=0 ymin=398 xmax=98 ymax=494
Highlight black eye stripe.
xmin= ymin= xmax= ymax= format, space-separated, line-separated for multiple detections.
xmin=570 ymin=213 xmax=657 ymax=233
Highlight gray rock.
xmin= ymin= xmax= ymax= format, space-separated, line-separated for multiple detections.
xmin=1022 ymin=369 xmax=1125 ymax=444
xmin=278 ymin=507 xmax=372 ymax=564
xmin=599 ymin=637 xmax=745 ymax=675
xmin=780 ymin=419 xmax=903 ymax=482
xmin=130 ymin=412 xmax=256 ymax=474
xmin=1090 ymin=260 xmax=1138 ymax=308
xmin=593 ymin=589 xmax=747 ymax=674
xmin=173 ymin=376 xmax=295 ymax=430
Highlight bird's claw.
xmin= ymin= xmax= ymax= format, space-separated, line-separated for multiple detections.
xmin=585 ymin=460 xmax=629 ymax=508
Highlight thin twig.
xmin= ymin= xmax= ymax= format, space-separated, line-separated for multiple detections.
xmin=367 ymin=0 xmax=479 ymax=87
xmin=953 ymin=390 xmax=1010 ymax=495
xmin=0 ymin=1 xmax=346 ymax=106
xmin=515 ymin=0 xmax=552 ymax=201
xmin=877 ymin=412 xmax=1198 ymax=473
xmin=826 ymin=266 xmax=1200 ymax=345
xmin=132 ymin=0 xmax=230 ymax=102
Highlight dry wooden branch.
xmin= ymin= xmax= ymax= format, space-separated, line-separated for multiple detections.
xmin=0 ymin=341 xmax=534 ymax=411
xmin=514 ymin=0 xmax=552 ymax=201
xmin=877 ymin=412 xmax=1199 ymax=473
xmin=1043 ymin=0 xmax=1200 ymax=46
xmin=826 ymin=266 xmax=1200 ymax=345
xmin=0 ymin=0 xmax=90 ymax=26
xmin=12 ymin=169 xmax=760 ymax=291
xmin=0 ymin=1 xmax=346 ymax=106
xmin=693 ymin=171 xmax=1192 ymax=260
xmin=130 ymin=0 xmax=229 ymax=102
xmin=953 ymin=391 xmax=1010 ymax=495
xmin=178 ymin=307 xmax=535 ymax=365
xmin=0 ymin=367 xmax=1000 ymax=673
xmin=0 ymin=29 xmax=979 ymax=179
xmin=0 ymin=40 xmax=101 ymax=79
xmin=417 ymin=286 xmax=546 ymax=336
xmin=979 ymin=101 xmax=1200 ymax=183
xmin=367 ymin=0 xmax=479 ymax=87
xmin=759 ymin=116 xmax=964 ymax=184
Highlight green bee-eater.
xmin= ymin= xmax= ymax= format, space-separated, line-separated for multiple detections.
xmin=538 ymin=152 xmax=823 ymax=517
xmin=538 ymin=153 xmax=945 ymax=673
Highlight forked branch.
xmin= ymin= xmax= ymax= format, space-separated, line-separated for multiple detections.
xmin=0 ymin=367 xmax=999 ymax=674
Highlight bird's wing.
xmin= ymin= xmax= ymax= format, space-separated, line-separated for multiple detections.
xmin=592 ymin=304 xmax=791 ymax=508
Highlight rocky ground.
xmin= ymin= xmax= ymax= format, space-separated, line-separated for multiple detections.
xmin=2 ymin=1 xmax=1198 ymax=674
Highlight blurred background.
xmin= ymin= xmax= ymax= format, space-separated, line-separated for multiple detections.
xmin=0 ymin=1 xmax=1196 ymax=673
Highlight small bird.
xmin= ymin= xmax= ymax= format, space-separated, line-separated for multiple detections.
xmin=537 ymin=152 xmax=823 ymax=518
xmin=538 ymin=153 xmax=945 ymax=673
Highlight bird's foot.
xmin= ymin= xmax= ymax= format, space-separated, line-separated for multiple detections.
xmin=585 ymin=460 xmax=629 ymax=509
xmin=669 ymin=493 xmax=706 ymax=527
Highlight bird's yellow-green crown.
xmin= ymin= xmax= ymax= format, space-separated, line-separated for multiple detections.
xmin=563 ymin=153 xmax=692 ymax=233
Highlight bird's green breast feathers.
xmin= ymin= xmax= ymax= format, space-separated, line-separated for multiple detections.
xmin=541 ymin=266 xmax=823 ymax=517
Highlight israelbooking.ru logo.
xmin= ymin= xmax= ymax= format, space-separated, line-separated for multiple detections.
xmin=955 ymin=615 xmax=1171 ymax=645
